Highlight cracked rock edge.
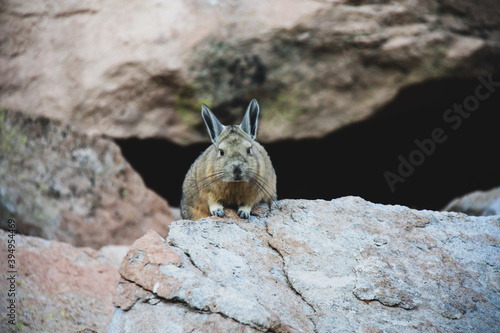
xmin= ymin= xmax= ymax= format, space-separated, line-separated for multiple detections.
xmin=113 ymin=229 xmax=303 ymax=332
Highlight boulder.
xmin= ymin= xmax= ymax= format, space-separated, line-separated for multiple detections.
xmin=99 ymin=245 xmax=130 ymax=269
xmin=0 ymin=229 xmax=118 ymax=332
xmin=443 ymin=187 xmax=500 ymax=216
xmin=1 ymin=1 xmax=499 ymax=144
xmin=110 ymin=197 xmax=500 ymax=332
xmin=0 ymin=110 xmax=173 ymax=248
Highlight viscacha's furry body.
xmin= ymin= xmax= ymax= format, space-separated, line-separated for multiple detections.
xmin=181 ymin=100 xmax=276 ymax=220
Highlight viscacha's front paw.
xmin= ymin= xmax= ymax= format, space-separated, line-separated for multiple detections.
xmin=209 ymin=204 xmax=225 ymax=217
xmin=237 ymin=206 xmax=251 ymax=219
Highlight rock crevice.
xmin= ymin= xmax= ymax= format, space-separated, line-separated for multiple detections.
xmin=265 ymin=224 xmax=318 ymax=331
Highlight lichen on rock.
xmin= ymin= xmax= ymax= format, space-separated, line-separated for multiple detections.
xmin=0 ymin=109 xmax=172 ymax=248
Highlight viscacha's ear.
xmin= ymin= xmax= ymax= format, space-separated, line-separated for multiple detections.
xmin=201 ymin=104 xmax=225 ymax=144
xmin=240 ymin=99 xmax=259 ymax=140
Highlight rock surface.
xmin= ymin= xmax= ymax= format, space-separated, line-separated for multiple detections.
xmin=443 ymin=187 xmax=500 ymax=216
xmin=99 ymin=245 xmax=130 ymax=269
xmin=110 ymin=197 xmax=500 ymax=332
xmin=0 ymin=109 xmax=172 ymax=248
xmin=0 ymin=229 xmax=119 ymax=332
xmin=2 ymin=0 xmax=499 ymax=144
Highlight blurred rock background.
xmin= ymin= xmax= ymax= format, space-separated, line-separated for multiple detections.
xmin=2 ymin=0 xmax=500 ymax=212
xmin=1 ymin=0 xmax=500 ymax=332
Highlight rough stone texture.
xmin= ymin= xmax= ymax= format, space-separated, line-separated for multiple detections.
xmin=0 ymin=229 xmax=119 ymax=332
xmin=99 ymin=245 xmax=130 ymax=268
xmin=0 ymin=109 xmax=173 ymax=248
xmin=110 ymin=197 xmax=500 ymax=332
xmin=443 ymin=187 xmax=500 ymax=216
xmin=2 ymin=0 xmax=499 ymax=144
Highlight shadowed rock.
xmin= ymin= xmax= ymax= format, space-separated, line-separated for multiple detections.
xmin=443 ymin=187 xmax=500 ymax=216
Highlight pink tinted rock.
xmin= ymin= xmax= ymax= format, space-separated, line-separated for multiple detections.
xmin=0 ymin=230 xmax=119 ymax=332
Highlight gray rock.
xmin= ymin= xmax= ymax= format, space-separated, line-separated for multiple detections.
xmin=443 ymin=187 xmax=500 ymax=216
xmin=99 ymin=245 xmax=130 ymax=269
xmin=0 ymin=110 xmax=173 ymax=248
xmin=110 ymin=197 xmax=500 ymax=332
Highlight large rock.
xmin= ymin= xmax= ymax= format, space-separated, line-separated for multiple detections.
xmin=1 ymin=1 xmax=499 ymax=144
xmin=443 ymin=187 xmax=500 ymax=216
xmin=0 ymin=109 xmax=172 ymax=248
xmin=110 ymin=197 xmax=500 ymax=332
xmin=0 ymin=229 xmax=118 ymax=332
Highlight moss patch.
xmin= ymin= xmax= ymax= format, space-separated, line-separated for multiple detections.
xmin=174 ymin=85 xmax=211 ymax=127
xmin=0 ymin=109 xmax=28 ymax=154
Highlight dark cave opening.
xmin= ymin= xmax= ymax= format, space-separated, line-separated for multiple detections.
xmin=116 ymin=76 xmax=500 ymax=211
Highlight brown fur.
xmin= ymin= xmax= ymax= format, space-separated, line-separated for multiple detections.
xmin=181 ymin=101 xmax=276 ymax=220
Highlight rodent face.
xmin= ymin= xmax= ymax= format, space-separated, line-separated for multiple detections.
xmin=214 ymin=126 xmax=256 ymax=182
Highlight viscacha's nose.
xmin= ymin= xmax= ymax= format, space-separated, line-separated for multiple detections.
xmin=233 ymin=166 xmax=242 ymax=180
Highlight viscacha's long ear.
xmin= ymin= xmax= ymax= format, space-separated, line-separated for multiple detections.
xmin=202 ymin=104 xmax=225 ymax=144
xmin=240 ymin=99 xmax=259 ymax=140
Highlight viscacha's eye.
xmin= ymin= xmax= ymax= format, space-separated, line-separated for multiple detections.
xmin=219 ymin=149 xmax=224 ymax=156
xmin=247 ymin=147 xmax=252 ymax=154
